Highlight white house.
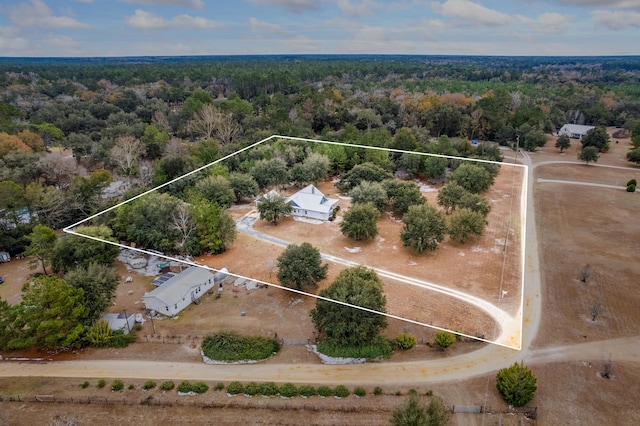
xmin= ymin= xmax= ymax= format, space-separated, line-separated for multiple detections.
xmin=286 ymin=184 xmax=339 ymax=221
xmin=142 ymin=266 xmax=221 ymax=317
xmin=558 ymin=124 xmax=595 ymax=140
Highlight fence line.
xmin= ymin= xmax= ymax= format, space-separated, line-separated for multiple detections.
xmin=0 ymin=394 xmax=536 ymax=420
xmin=0 ymin=394 xmax=389 ymax=413
xmin=139 ymin=334 xmax=307 ymax=346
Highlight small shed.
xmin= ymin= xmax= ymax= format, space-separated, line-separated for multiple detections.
xmin=103 ymin=313 xmax=136 ymax=335
xmin=142 ymin=266 xmax=222 ymax=317
xmin=157 ymin=262 xmax=171 ymax=274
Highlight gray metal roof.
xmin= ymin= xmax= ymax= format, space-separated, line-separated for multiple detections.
xmin=286 ymin=184 xmax=338 ymax=214
xmin=143 ymin=266 xmax=215 ymax=306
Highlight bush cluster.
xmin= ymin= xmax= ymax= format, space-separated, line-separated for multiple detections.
xmin=143 ymin=380 xmax=156 ymax=390
xmin=177 ymin=381 xmax=209 ymax=394
xmin=434 ymin=331 xmax=456 ymax=350
xmin=201 ymin=331 xmax=280 ymax=362
xmin=279 ymin=383 xmax=299 ymax=398
xmin=226 ymin=381 xmax=244 ymax=395
xmin=160 ymin=381 xmax=175 ymax=391
xmin=109 ymin=330 xmax=136 ymax=348
xmin=334 ymin=385 xmax=350 ymax=398
xmin=111 ymin=379 xmax=124 ymax=392
xmin=317 ymin=386 xmax=333 ymax=397
xmin=395 ymin=333 xmax=417 ymax=350
xmin=244 ymin=382 xmax=261 ymax=396
xmin=317 ymin=337 xmax=393 ymax=359
xmin=299 ymin=385 xmax=317 ymax=398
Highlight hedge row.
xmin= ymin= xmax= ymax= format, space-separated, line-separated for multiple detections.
xmin=84 ymin=380 xmax=381 ymax=398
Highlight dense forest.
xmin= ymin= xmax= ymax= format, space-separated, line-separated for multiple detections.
xmin=2 ymin=55 xmax=640 ymax=253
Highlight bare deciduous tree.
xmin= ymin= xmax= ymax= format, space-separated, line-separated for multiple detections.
xmin=189 ymin=104 xmax=217 ymax=139
xmin=265 ymin=259 xmax=278 ymax=279
xmin=37 ymin=152 xmax=78 ymax=188
xmin=170 ymin=203 xmax=196 ymax=255
xmin=110 ymin=135 xmax=145 ymax=176
xmin=588 ymin=300 xmax=603 ymax=322
xmin=579 ymin=264 xmax=593 ymax=283
xmin=601 ymin=358 xmax=613 ymax=379
xmin=137 ymin=160 xmax=154 ymax=186
xmin=188 ymin=104 xmax=242 ymax=145
xmin=213 ymin=112 xmax=242 ymax=145
xmin=152 ymin=110 xmax=171 ymax=134
xmin=165 ymin=137 xmax=188 ymax=157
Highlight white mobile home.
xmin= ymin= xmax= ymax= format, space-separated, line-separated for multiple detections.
xmin=558 ymin=124 xmax=595 ymax=140
xmin=286 ymin=184 xmax=339 ymax=221
xmin=142 ymin=266 xmax=219 ymax=317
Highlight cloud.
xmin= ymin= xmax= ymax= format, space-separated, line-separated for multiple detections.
xmin=247 ymin=17 xmax=319 ymax=51
xmin=0 ymin=37 xmax=31 ymax=53
xmin=119 ymin=0 xmax=205 ymax=9
xmin=72 ymin=0 xmax=93 ymax=3
xmin=8 ymin=0 xmax=89 ymax=29
xmin=555 ymin=0 xmax=640 ymax=10
xmin=248 ymin=0 xmax=322 ymax=14
xmin=126 ymin=9 xmax=223 ymax=29
xmin=517 ymin=12 xmax=573 ymax=34
xmin=133 ymin=41 xmax=208 ymax=55
xmin=324 ymin=17 xmax=434 ymax=50
xmin=335 ymin=0 xmax=378 ymax=18
xmin=248 ymin=17 xmax=289 ymax=36
xmin=43 ymin=33 xmax=86 ymax=55
xmin=591 ymin=10 xmax=640 ymax=30
xmin=249 ymin=0 xmax=378 ymax=17
xmin=431 ymin=0 xmax=514 ymax=26
xmin=0 ymin=26 xmax=20 ymax=37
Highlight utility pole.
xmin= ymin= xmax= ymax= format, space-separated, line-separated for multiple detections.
xmin=149 ymin=312 xmax=156 ymax=334
xmin=123 ymin=308 xmax=132 ymax=334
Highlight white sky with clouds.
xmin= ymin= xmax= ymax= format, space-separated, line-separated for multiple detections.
xmin=0 ymin=0 xmax=638 ymax=57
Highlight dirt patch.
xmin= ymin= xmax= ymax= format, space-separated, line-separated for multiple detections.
xmin=253 ymin=172 xmax=523 ymax=317
xmin=0 ymin=256 xmax=34 ymax=305
xmin=532 ymin=182 xmax=640 ymax=347
xmin=231 ymin=167 xmax=524 ymax=344
xmin=536 ymin=163 xmax=638 ymax=186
